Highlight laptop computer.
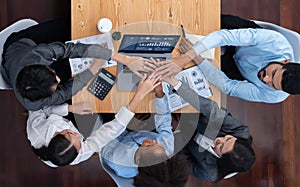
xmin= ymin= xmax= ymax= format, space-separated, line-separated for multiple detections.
xmin=117 ymin=34 xmax=180 ymax=91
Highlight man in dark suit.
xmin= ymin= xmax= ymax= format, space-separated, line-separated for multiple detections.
xmin=160 ymin=71 xmax=255 ymax=181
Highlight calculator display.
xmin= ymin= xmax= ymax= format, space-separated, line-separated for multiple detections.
xmin=99 ymin=72 xmax=114 ymax=85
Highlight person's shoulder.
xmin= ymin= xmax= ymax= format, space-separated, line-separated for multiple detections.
xmin=255 ymin=85 xmax=289 ymax=103
xmin=255 ymin=28 xmax=287 ymax=41
xmin=191 ymin=152 xmax=218 ymax=180
xmin=6 ymin=38 xmax=35 ymax=54
xmin=15 ymin=38 xmax=36 ymax=46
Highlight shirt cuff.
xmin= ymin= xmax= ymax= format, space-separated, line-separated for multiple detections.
xmin=155 ymin=94 xmax=170 ymax=114
xmin=198 ymin=58 xmax=212 ymax=70
xmin=192 ymin=40 xmax=208 ymax=56
xmin=115 ymin=106 xmax=135 ymax=127
xmin=173 ymin=81 xmax=182 ymax=91
xmin=44 ymin=103 xmax=69 ymax=116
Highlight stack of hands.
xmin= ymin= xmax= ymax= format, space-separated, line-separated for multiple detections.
xmin=72 ymin=38 xmax=203 ymax=115
xmin=125 ymin=37 xmax=204 ymax=84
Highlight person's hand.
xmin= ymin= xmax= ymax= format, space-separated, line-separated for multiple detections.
xmin=178 ymin=37 xmax=193 ymax=54
xmin=126 ymin=72 xmax=161 ymax=112
xmin=136 ymin=72 xmax=161 ymax=98
xmin=179 ymin=38 xmax=205 ymax=65
xmin=153 ymin=38 xmax=197 ymax=80
xmin=68 ymin=102 xmax=93 ymax=115
xmin=155 ymin=56 xmax=186 ymax=80
xmin=147 ymin=58 xmax=178 ymax=87
xmin=111 ymin=53 xmax=157 ymax=77
xmin=126 ymin=56 xmax=157 ymax=77
xmin=161 ymin=73 xmax=179 ymax=87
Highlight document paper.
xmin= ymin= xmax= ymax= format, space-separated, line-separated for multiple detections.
xmin=163 ymin=66 xmax=212 ymax=112
xmin=67 ymin=33 xmax=117 ymax=74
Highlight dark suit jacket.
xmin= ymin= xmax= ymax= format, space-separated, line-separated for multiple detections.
xmin=175 ymin=82 xmax=251 ymax=181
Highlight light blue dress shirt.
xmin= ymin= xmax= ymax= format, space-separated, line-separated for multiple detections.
xmin=100 ymin=95 xmax=174 ymax=178
xmin=192 ymin=28 xmax=295 ymax=103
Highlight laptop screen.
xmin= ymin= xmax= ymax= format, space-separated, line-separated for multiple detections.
xmin=118 ymin=34 xmax=180 ymax=53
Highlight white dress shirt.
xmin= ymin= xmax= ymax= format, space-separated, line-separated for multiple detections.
xmin=27 ymin=104 xmax=134 ymax=167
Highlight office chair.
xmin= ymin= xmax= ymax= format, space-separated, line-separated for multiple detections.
xmin=253 ymin=20 xmax=300 ymax=62
xmin=0 ymin=18 xmax=38 ymax=89
xmin=99 ymin=156 xmax=134 ymax=187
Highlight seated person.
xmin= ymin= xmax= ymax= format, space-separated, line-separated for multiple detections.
xmin=26 ymin=73 xmax=161 ymax=167
xmin=156 ymin=14 xmax=300 ymax=103
xmin=161 ymin=71 xmax=256 ymax=181
xmin=100 ymin=83 xmax=177 ymax=180
xmin=2 ymin=18 xmax=156 ymax=110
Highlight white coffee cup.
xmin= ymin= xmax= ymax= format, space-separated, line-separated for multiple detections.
xmin=97 ymin=18 xmax=112 ymax=33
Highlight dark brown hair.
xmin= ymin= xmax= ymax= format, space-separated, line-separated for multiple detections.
xmin=134 ymin=154 xmax=190 ymax=187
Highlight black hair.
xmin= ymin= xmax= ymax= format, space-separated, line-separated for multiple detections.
xmin=134 ymin=154 xmax=190 ymax=187
xmin=16 ymin=64 xmax=58 ymax=101
xmin=135 ymin=145 xmax=169 ymax=167
xmin=216 ymin=138 xmax=255 ymax=181
xmin=281 ymin=62 xmax=300 ymax=94
xmin=32 ymin=134 xmax=78 ymax=166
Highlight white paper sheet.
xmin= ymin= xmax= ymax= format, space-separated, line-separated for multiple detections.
xmin=67 ymin=33 xmax=117 ymax=74
xmin=163 ymin=66 xmax=212 ymax=112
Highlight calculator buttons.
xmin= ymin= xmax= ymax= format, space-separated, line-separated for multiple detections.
xmin=87 ymin=69 xmax=116 ymax=100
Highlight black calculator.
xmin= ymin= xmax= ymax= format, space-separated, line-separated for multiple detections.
xmin=87 ymin=68 xmax=116 ymax=100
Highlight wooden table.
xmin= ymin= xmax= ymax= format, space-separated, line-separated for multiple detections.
xmin=71 ymin=0 xmax=220 ymax=113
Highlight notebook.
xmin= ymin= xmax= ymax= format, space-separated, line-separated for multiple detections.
xmin=117 ymin=34 xmax=180 ymax=91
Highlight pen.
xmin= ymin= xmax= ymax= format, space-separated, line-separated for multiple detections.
xmin=181 ymin=24 xmax=186 ymax=38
